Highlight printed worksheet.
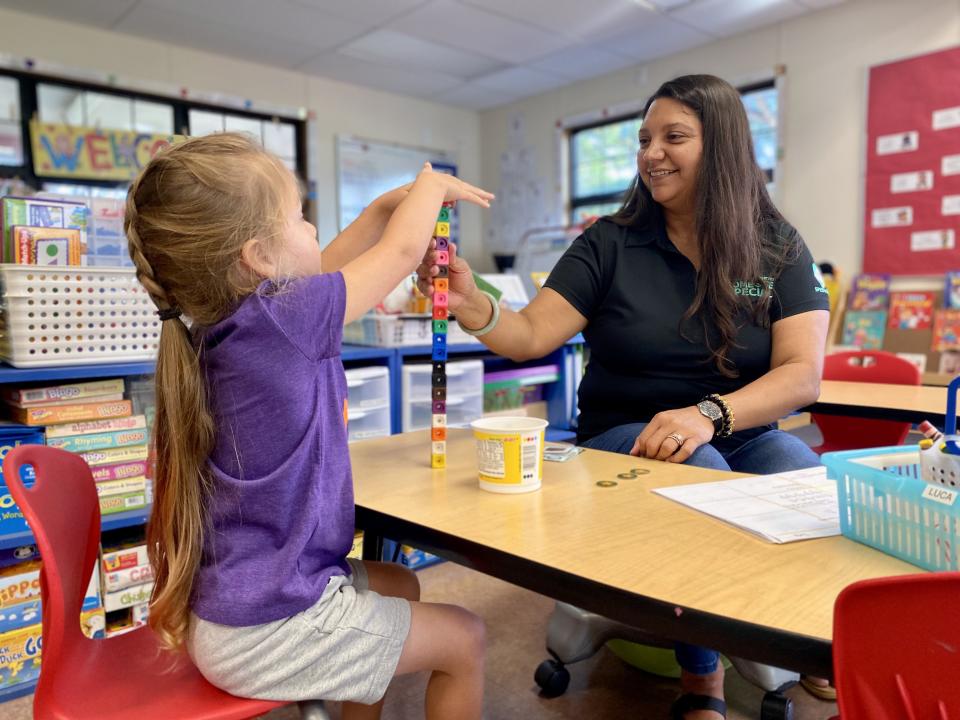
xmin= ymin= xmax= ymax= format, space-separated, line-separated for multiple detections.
xmin=652 ymin=466 xmax=839 ymax=543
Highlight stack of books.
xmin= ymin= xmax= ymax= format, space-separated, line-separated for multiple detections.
xmin=4 ymin=378 xmax=150 ymax=515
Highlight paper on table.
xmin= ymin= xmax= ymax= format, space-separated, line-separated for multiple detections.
xmin=652 ymin=466 xmax=839 ymax=543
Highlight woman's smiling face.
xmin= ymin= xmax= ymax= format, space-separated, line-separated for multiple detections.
xmin=638 ymin=97 xmax=703 ymax=214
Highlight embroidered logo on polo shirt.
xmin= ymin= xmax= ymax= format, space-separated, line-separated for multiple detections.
xmin=812 ymin=263 xmax=829 ymax=294
xmin=734 ymin=276 xmax=774 ymax=298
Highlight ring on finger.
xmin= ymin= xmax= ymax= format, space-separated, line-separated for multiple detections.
xmin=666 ymin=432 xmax=685 ymax=449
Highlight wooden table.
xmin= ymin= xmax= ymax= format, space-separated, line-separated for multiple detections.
xmin=806 ymin=379 xmax=957 ymax=425
xmin=352 ymin=429 xmax=917 ymax=678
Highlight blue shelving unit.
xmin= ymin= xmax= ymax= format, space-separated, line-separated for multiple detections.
xmin=0 ymin=680 xmax=35 ymax=704
xmin=0 ymin=361 xmax=155 ymax=384
xmin=0 ymin=507 xmax=152 ymax=551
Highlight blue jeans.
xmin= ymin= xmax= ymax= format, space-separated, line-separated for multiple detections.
xmin=581 ymin=423 xmax=821 ymax=675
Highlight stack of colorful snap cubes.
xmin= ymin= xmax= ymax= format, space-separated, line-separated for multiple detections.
xmin=430 ymin=203 xmax=454 ymax=469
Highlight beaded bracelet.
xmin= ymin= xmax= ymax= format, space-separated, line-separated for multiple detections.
xmin=707 ymin=393 xmax=735 ymax=437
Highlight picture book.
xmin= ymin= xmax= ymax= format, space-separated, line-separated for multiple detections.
xmin=4 ymin=378 xmax=124 ymax=407
xmin=2 ymin=196 xmax=88 ymax=263
xmin=842 ymin=310 xmax=887 ymax=349
xmin=932 ymin=309 xmax=960 ymax=352
xmin=847 ymin=274 xmax=891 ymax=311
xmin=946 ymin=271 xmax=960 ymax=309
xmin=11 ymin=226 xmax=82 ymax=265
xmin=895 ymin=352 xmax=928 ymax=374
xmin=888 ymin=291 xmax=935 ymax=329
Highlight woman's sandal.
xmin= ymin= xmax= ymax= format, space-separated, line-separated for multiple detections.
xmin=670 ymin=693 xmax=727 ymax=719
xmin=799 ymin=675 xmax=838 ymax=701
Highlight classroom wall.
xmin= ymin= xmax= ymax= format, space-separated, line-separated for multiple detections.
xmin=0 ymin=7 xmax=488 ymax=267
xmin=478 ymin=0 xmax=960 ymax=278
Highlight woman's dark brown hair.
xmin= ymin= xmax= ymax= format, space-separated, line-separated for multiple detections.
xmin=611 ymin=74 xmax=796 ymax=376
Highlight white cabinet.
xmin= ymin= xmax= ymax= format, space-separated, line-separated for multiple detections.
xmin=345 ymin=366 xmax=390 ymax=442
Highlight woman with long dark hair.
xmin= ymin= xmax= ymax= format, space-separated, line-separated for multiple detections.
xmin=417 ymin=74 xmax=830 ymax=718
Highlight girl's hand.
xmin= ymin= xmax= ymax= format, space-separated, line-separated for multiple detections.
xmin=629 ymin=406 xmax=715 ymax=463
xmin=415 ymin=239 xmax=476 ymax=313
xmin=417 ymin=162 xmax=494 ymax=208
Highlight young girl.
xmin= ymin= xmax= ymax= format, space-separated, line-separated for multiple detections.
xmin=125 ymin=132 xmax=494 ymax=720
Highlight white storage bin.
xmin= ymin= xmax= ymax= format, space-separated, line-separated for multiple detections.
xmin=402 ymin=359 xmax=484 ymax=402
xmin=348 ymin=404 xmax=391 ymax=443
xmin=0 ymin=265 xmax=160 ymax=367
xmin=404 ymin=394 xmax=484 ymax=432
xmin=345 ymin=366 xmax=390 ymax=410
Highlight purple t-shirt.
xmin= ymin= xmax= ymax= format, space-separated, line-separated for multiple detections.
xmin=190 ymin=272 xmax=353 ymax=626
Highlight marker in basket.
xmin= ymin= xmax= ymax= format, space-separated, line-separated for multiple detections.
xmin=919 ymin=420 xmax=943 ymax=442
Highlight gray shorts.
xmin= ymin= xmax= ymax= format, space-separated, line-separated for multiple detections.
xmin=187 ymin=558 xmax=412 ymax=705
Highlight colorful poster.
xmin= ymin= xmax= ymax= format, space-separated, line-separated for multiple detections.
xmin=888 ymin=291 xmax=935 ymax=329
xmin=864 ymin=47 xmax=960 ymax=275
xmin=30 ymin=120 xmax=183 ymax=181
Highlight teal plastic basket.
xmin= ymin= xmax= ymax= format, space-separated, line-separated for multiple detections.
xmin=823 ymin=445 xmax=960 ymax=571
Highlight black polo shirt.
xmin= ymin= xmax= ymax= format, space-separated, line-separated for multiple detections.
xmin=545 ymin=214 xmax=830 ymax=442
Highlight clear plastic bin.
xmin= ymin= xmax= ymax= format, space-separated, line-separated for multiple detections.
xmin=345 ymin=366 xmax=390 ymax=409
xmin=404 ymin=394 xmax=483 ymax=432
xmin=347 ymin=404 xmax=391 ymax=443
xmin=402 ymin=359 xmax=484 ymax=402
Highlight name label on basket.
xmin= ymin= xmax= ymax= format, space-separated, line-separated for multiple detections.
xmin=922 ymin=485 xmax=958 ymax=506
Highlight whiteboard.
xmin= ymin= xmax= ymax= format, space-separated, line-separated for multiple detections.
xmin=335 ymin=135 xmax=457 ymax=239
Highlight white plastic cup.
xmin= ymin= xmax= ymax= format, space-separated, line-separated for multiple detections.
xmin=470 ymin=416 xmax=548 ymax=494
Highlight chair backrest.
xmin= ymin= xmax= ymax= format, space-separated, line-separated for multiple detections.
xmin=834 ymin=572 xmax=960 ymax=719
xmin=2 ymin=445 xmax=102 ymax=690
xmin=813 ymin=350 xmax=922 ymax=450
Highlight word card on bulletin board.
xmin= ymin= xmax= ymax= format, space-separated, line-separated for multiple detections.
xmin=864 ymin=46 xmax=960 ymax=275
xmin=336 ymin=135 xmax=457 ymax=240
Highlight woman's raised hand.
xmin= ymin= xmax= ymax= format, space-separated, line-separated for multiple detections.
xmin=415 ymin=239 xmax=476 ymax=313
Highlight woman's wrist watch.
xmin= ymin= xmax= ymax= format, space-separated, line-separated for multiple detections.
xmin=696 ymin=398 xmax=724 ymax=437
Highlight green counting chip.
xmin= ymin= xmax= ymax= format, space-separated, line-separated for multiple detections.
xmin=438 ymin=207 xmax=450 ymax=222
xmin=433 ymin=319 xmax=448 ymax=334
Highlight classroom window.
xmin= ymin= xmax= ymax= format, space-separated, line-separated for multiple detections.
xmin=567 ymin=80 xmax=779 ymax=222
xmin=0 ymin=75 xmax=22 ymax=166
xmin=188 ymin=109 xmax=298 ymax=170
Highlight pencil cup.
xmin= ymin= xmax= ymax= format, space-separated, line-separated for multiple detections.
xmin=470 ymin=417 xmax=548 ymax=494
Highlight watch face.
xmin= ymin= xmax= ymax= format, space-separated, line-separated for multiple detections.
xmin=698 ymin=401 xmax=722 ymax=420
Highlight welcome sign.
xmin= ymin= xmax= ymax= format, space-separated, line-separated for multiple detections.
xmin=30 ymin=120 xmax=183 ymax=181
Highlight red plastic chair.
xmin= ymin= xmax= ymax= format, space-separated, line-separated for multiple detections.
xmin=812 ymin=350 xmax=921 ymax=454
xmin=3 ymin=444 xmax=287 ymax=720
xmin=832 ymin=572 xmax=960 ymax=719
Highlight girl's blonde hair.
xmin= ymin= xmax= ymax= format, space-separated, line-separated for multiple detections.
xmin=125 ymin=132 xmax=292 ymax=648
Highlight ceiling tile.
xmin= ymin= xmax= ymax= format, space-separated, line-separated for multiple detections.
xmin=459 ymin=0 xmax=656 ymax=41
xmin=473 ymin=66 xmax=569 ymax=96
xmin=299 ymin=52 xmax=463 ymax=98
xmin=435 ymin=82 xmax=520 ymax=110
xmin=138 ymin=0 xmax=368 ymax=49
xmin=340 ymin=29 xmax=507 ymax=79
xmin=795 ymin=0 xmax=845 ymax=8
xmin=600 ymin=15 xmax=712 ymax=61
xmin=530 ymin=46 xmax=638 ymax=82
xmin=669 ymin=0 xmax=807 ymax=37
xmin=0 ymin=0 xmax=138 ymax=26
xmin=116 ymin=4 xmax=322 ymax=68
xmin=386 ymin=0 xmax=575 ymax=64
xmin=289 ymin=0 xmax=428 ymax=25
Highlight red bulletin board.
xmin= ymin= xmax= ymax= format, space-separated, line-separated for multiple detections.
xmin=864 ymin=46 xmax=960 ymax=275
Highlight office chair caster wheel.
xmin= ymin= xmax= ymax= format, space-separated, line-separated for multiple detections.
xmin=534 ymin=658 xmax=570 ymax=697
xmin=760 ymin=691 xmax=794 ymax=720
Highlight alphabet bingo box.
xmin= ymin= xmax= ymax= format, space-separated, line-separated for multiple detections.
xmin=823 ymin=446 xmax=960 ymax=571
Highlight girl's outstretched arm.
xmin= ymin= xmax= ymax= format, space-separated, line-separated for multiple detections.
xmin=321 ymin=183 xmax=412 ymax=273
xmin=341 ymin=165 xmax=493 ymax=324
